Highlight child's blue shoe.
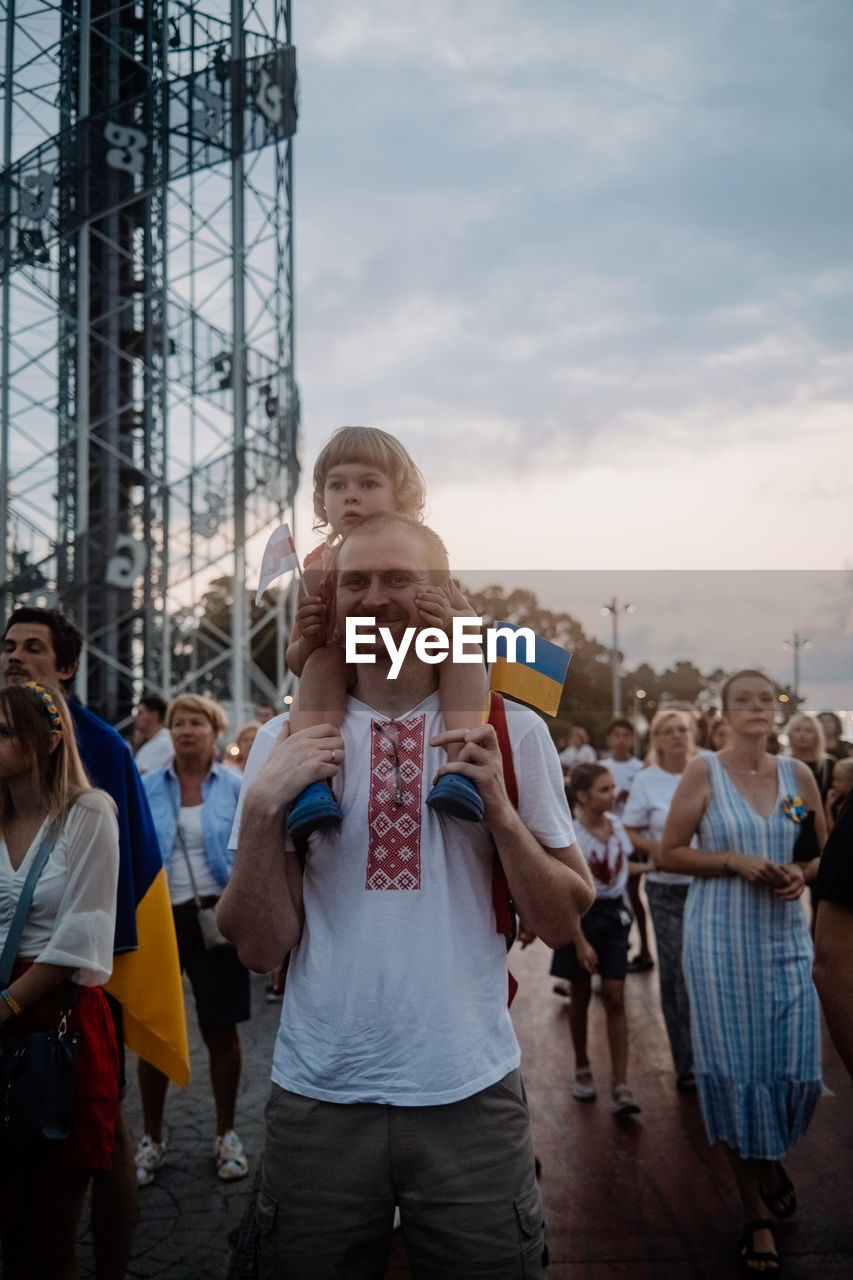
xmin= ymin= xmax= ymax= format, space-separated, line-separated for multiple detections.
xmin=426 ymin=774 xmax=484 ymax=822
xmin=288 ymin=781 xmax=342 ymax=840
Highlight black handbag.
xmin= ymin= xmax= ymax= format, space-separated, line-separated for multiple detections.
xmin=0 ymin=1013 xmax=79 ymax=1141
xmin=792 ymin=810 xmax=821 ymax=864
xmin=0 ymin=833 xmax=80 ymax=1143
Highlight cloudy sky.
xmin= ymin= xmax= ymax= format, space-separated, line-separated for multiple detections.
xmin=283 ymin=1 xmax=852 ymax=710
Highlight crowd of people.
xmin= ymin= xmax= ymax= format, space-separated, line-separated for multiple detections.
xmin=557 ymin=695 xmax=851 ymax=1272
xmin=0 ymin=425 xmax=850 ymax=1279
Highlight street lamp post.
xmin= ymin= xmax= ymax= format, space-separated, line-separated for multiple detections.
xmin=601 ymin=598 xmax=635 ymax=717
xmin=782 ymin=632 xmax=812 ymax=700
xmin=633 ymin=687 xmax=646 ymax=727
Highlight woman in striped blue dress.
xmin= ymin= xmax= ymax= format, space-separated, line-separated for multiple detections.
xmin=660 ymin=671 xmax=824 ymax=1274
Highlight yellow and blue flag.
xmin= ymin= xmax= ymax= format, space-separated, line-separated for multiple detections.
xmin=107 ymin=859 xmax=190 ymax=1088
xmin=488 ymin=622 xmax=572 ymax=717
xmin=70 ymin=701 xmax=190 ymax=1087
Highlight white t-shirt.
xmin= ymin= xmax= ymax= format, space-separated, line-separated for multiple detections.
xmin=573 ymin=812 xmax=632 ymax=901
xmin=168 ymin=805 xmax=221 ymax=904
xmin=621 ymin=764 xmax=692 ymax=887
xmin=135 ymin=726 xmax=174 ymax=775
xmin=601 ymin=756 xmax=644 ymax=816
xmin=559 ymin=743 xmax=596 ymax=770
xmin=0 ymin=792 xmax=119 ymax=986
xmin=234 ymin=691 xmax=575 ymax=1106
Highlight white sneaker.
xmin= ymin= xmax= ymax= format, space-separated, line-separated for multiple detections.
xmin=135 ymin=1134 xmax=166 ymax=1186
xmin=215 ymin=1129 xmax=249 ymax=1181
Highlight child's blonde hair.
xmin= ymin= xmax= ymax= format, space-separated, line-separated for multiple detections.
xmin=312 ymin=426 xmax=426 ymax=535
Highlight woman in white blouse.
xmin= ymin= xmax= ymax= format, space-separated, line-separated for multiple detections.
xmin=0 ymin=680 xmax=119 ymax=1280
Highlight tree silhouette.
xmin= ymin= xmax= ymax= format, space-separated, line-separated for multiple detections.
xmin=171 ymin=577 xmax=801 ymax=749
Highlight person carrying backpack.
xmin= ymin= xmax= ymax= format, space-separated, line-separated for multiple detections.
xmin=219 ymin=512 xmax=594 ymax=1280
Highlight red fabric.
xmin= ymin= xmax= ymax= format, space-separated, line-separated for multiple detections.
xmin=366 ymin=716 xmax=426 ymax=891
xmin=303 ymin=542 xmax=340 ymax=643
xmin=1 ymin=963 xmax=119 ymax=1171
xmin=488 ymin=693 xmax=517 ymax=940
xmin=487 ymin=693 xmax=519 ymax=1005
xmin=488 ymin=692 xmax=519 ymax=807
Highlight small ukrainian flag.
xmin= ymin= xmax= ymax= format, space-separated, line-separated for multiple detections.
xmin=488 ymin=622 xmax=572 ymax=717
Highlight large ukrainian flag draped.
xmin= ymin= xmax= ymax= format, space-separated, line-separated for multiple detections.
xmin=488 ymin=622 xmax=572 ymax=717
xmin=70 ymin=702 xmax=190 ymax=1087
xmin=107 ymin=859 xmax=191 ymax=1088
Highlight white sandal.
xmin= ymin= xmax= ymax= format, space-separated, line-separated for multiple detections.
xmin=571 ymin=1068 xmax=596 ymax=1101
xmin=610 ymin=1084 xmax=641 ymax=1116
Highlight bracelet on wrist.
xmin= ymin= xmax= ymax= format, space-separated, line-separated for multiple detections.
xmin=0 ymin=988 xmax=22 ymax=1016
xmin=722 ymin=851 xmax=735 ymax=874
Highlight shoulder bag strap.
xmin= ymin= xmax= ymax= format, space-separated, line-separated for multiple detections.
xmin=488 ymin=690 xmax=518 ymax=806
xmin=167 ymin=784 xmax=203 ymax=907
xmin=0 ymin=831 xmax=57 ymax=988
xmin=487 ymin=692 xmax=518 ymax=959
xmin=487 ymin=692 xmax=520 ymax=1003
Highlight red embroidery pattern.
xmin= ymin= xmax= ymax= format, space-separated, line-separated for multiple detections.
xmin=366 ymin=716 xmax=425 ymax=891
xmin=587 ymin=837 xmax=623 ymax=886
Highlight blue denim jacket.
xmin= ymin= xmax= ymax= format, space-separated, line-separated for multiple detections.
xmin=143 ymin=762 xmax=242 ymax=889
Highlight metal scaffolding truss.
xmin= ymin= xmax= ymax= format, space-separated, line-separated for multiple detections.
xmin=1 ymin=0 xmax=299 ymax=729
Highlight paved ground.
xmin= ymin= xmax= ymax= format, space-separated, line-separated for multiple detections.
xmin=79 ymin=971 xmax=279 ymax=1280
xmin=77 ymin=943 xmax=853 ymax=1279
xmin=502 ymin=943 xmax=853 ymax=1280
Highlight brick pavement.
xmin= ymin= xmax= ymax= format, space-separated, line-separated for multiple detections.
xmin=77 ymin=944 xmax=853 ymax=1279
xmin=509 ymin=941 xmax=853 ymax=1280
xmin=78 ymin=971 xmax=279 ymax=1280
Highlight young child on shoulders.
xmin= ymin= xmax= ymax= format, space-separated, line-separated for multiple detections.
xmin=286 ymin=425 xmax=487 ymax=837
xmin=551 ymin=762 xmax=642 ymax=1117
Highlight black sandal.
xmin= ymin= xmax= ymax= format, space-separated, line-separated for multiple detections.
xmin=739 ymin=1219 xmax=780 ymax=1273
xmin=759 ymin=1161 xmax=797 ymax=1218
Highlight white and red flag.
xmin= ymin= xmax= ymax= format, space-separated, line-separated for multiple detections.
xmin=255 ymin=523 xmax=304 ymax=604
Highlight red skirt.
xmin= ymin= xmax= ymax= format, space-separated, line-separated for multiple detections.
xmin=0 ymin=964 xmax=119 ymax=1172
